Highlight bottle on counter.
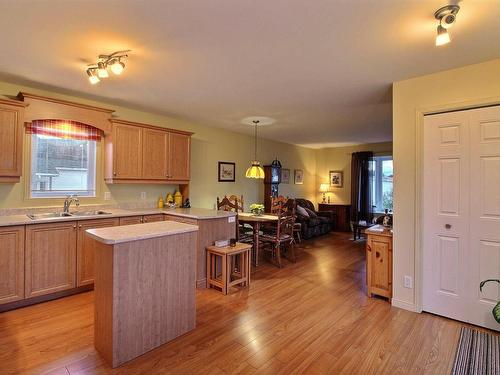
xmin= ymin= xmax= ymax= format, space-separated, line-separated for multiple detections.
xmin=157 ymin=196 xmax=164 ymax=208
xmin=174 ymin=190 xmax=182 ymax=207
xmin=165 ymin=193 xmax=173 ymax=205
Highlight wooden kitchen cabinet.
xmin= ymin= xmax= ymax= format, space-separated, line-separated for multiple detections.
xmin=0 ymin=226 xmax=25 ymax=304
xmin=25 ymin=222 xmax=77 ymax=298
xmin=365 ymin=225 xmax=392 ymax=301
xmin=77 ymin=218 xmax=119 ymax=286
xmin=119 ymin=216 xmax=144 ymax=226
xmin=168 ymin=132 xmax=190 ymax=181
xmin=142 ymin=128 xmax=168 ymax=179
xmin=142 ymin=214 xmax=164 ymax=223
xmin=0 ymin=99 xmax=27 ymax=183
xmin=105 ymin=119 xmax=193 ymax=184
xmin=111 ymin=122 xmax=143 ymax=179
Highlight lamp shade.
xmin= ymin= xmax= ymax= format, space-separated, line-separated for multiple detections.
xmin=245 ymin=161 xmax=265 ymax=179
xmin=319 ymin=183 xmax=330 ymax=193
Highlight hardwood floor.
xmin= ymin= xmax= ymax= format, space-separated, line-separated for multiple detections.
xmin=0 ymin=232 xmax=476 ymax=374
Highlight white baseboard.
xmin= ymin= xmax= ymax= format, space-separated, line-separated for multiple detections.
xmin=391 ymin=298 xmax=418 ymax=312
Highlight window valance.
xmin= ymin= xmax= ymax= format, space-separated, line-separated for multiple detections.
xmin=26 ymin=119 xmax=103 ymax=141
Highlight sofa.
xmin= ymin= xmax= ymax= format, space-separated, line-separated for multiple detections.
xmin=295 ymin=199 xmax=335 ymax=239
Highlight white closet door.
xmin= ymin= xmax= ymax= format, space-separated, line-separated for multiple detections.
xmin=423 ymin=111 xmax=470 ymax=323
xmin=469 ymin=106 xmax=500 ymax=331
xmin=423 ymin=106 xmax=500 ymax=332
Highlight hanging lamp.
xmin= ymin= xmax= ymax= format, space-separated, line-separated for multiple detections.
xmin=245 ymin=120 xmax=265 ymax=179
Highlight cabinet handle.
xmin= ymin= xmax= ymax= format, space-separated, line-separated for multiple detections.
xmin=140 ymin=218 xmax=144 ymax=223
xmin=445 ymin=224 xmax=452 ymax=229
xmin=78 ymin=225 xmax=82 ymax=229
xmin=113 ymin=172 xmax=117 ymax=176
xmin=73 ymin=225 xmax=77 ymax=229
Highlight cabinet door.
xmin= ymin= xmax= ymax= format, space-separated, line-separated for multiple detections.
xmin=0 ymin=226 xmax=25 ymax=304
xmin=367 ymin=235 xmax=392 ymax=298
xmin=0 ymin=103 xmax=23 ymax=181
xmin=142 ymin=128 xmax=168 ymax=179
xmin=77 ymin=218 xmax=119 ymax=286
xmin=119 ymin=216 xmax=144 ymax=226
xmin=143 ymin=214 xmax=164 ymax=223
xmin=113 ymin=123 xmax=143 ymax=179
xmin=25 ymin=222 xmax=77 ymax=298
xmin=168 ymin=132 xmax=190 ymax=181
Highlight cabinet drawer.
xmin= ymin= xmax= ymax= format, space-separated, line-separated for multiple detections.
xmin=119 ymin=216 xmax=144 ymax=225
xmin=143 ymin=214 xmax=164 ymax=223
xmin=164 ymin=215 xmax=197 ymax=225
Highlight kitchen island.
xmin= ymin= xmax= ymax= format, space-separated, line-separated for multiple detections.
xmin=86 ymin=221 xmax=198 ymax=368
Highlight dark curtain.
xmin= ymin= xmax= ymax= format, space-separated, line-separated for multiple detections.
xmin=350 ymin=151 xmax=373 ymax=223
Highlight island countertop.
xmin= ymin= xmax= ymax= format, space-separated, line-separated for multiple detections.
xmin=86 ymin=221 xmax=199 ymax=245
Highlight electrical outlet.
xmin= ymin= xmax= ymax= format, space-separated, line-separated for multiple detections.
xmin=104 ymin=192 xmax=111 ymax=201
xmin=404 ymin=275 xmax=413 ymax=289
xmin=228 ymin=216 xmax=236 ymax=223
xmin=140 ymin=192 xmax=147 ymax=200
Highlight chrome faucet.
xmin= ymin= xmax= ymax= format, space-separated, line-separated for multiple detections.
xmin=63 ymin=194 xmax=80 ymax=214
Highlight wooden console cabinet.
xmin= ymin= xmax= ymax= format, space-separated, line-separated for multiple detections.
xmin=318 ymin=203 xmax=351 ymax=231
xmin=365 ymin=225 xmax=393 ymax=301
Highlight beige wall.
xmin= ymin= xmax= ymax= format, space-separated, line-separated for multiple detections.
xmin=393 ymin=58 xmax=500 ymax=311
xmin=0 ymin=81 xmax=317 ymax=210
xmin=315 ymin=142 xmax=392 ymax=204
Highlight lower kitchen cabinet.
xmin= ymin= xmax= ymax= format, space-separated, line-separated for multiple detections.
xmin=119 ymin=215 xmax=143 ymax=225
xmin=25 ymin=221 xmax=77 ymax=298
xmin=142 ymin=214 xmax=163 ymax=223
xmin=0 ymin=226 xmax=25 ymax=304
xmin=77 ymin=218 xmax=119 ymax=286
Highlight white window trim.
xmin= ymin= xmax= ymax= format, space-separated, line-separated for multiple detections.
xmin=372 ymin=155 xmax=393 ymax=214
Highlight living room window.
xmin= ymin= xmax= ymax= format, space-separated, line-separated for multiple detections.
xmin=370 ymin=155 xmax=393 ymax=213
xmin=28 ymin=120 xmax=99 ymax=198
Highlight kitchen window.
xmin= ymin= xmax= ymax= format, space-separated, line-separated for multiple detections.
xmin=28 ymin=120 xmax=100 ymax=198
xmin=370 ymin=155 xmax=393 ymax=213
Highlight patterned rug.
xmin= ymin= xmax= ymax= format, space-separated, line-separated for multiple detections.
xmin=451 ymin=327 xmax=499 ymax=374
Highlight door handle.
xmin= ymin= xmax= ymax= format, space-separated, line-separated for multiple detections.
xmin=445 ymin=224 xmax=452 ymax=229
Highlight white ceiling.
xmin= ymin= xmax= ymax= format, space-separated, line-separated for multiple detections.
xmin=0 ymin=0 xmax=499 ymax=148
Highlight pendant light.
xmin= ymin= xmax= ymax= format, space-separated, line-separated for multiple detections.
xmin=245 ymin=120 xmax=265 ymax=179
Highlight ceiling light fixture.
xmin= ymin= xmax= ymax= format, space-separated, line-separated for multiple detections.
xmin=85 ymin=50 xmax=130 ymax=84
xmin=434 ymin=5 xmax=459 ymax=46
xmin=245 ymin=120 xmax=265 ymax=179
xmin=86 ymin=68 xmax=100 ymax=85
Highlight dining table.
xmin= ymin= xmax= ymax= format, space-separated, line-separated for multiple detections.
xmin=238 ymin=212 xmax=278 ymax=266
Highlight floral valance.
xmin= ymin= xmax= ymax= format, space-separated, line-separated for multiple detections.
xmin=26 ymin=119 xmax=103 ymax=141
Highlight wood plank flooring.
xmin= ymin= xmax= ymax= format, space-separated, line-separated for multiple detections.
xmin=0 ymin=232 xmax=480 ymax=374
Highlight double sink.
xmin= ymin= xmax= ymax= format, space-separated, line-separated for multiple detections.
xmin=27 ymin=210 xmax=112 ymax=220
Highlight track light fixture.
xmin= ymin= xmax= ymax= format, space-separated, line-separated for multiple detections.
xmin=434 ymin=5 xmax=459 ymax=46
xmin=85 ymin=50 xmax=130 ymax=84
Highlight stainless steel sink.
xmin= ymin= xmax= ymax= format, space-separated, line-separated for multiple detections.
xmin=70 ymin=210 xmax=112 ymax=217
xmin=26 ymin=212 xmax=73 ymax=220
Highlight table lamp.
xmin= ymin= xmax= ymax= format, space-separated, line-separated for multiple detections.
xmin=319 ymin=183 xmax=330 ymax=203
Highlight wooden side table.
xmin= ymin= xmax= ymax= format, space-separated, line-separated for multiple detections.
xmin=365 ymin=225 xmax=393 ymax=301
xmin=206 ymin=243 xmax=251 ymax=295
xmin=318 ymin=203 xmax=351 ymax=231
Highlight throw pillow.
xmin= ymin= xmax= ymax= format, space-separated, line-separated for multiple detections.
xmin=304 ymin=207 xmax=317 ymax=218
xmin=296 ymin=205 xmax=309 ymax=217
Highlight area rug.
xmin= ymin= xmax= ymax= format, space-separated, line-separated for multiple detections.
xmin=451 ymin=326 xmax=499 ymax=375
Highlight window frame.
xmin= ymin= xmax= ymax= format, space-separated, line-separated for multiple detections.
xmin=28 ymin=132 xmax=98 ymax=199
xmin=371 ymin=155 xmax=393 ymax=213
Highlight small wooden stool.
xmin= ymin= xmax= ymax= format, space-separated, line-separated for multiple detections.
xmin=206 ymin=243 xmax=251 ymax=295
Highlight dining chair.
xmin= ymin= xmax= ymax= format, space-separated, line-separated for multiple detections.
xmin=216 ymin=195 xmax=252 ymax=242
xmin=260 ymin=206 xmax=296 ymax=268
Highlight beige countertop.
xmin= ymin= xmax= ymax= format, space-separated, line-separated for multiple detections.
xmin=0 ymin=207 xmax=236 ymax=227
xmin=86 ymin=221 xmax=199 ymax=245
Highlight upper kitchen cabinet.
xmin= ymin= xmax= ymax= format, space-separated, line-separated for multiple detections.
xmin=0 ymin=98 xmax=28 ymax=183
xmin=105 ymin=119 xmax=192 ymax=184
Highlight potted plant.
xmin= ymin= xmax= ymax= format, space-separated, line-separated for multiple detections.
xmin=250 ymin=203 xmax=265 ymax=216
xmin=480 ymin=279 xmax=500 ymax=323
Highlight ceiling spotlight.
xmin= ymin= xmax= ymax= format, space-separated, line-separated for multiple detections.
xmin=84 ymin=50 xmax=130 ymax=83
xmin=110 ymin=59 xmax=125 ymax=75
xmin=97 ymin=61 xmax=109 ymax=78
xmin=86 ymin=69 xmax=100 ymax=85
xmin=434 ymin=5 xmax=459 ymax=46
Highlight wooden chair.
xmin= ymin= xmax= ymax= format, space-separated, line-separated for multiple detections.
xmin=270 ymin=195 xmax=288 ymax=214
xmin=260 ymin=206 xmax=296 ymax=267
xmin=216 ymin=195 xmax=252 ymax=242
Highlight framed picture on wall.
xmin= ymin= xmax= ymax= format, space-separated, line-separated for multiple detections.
xmin=294 ymin=169 xmax=304 ymax=185
xmin=281 ymin=168 xmax=290 ymax=184
xmin=329 ymin=170 xmax=343 ymax=188
xmin=218 ymin=162 xmax=235 ymax=182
